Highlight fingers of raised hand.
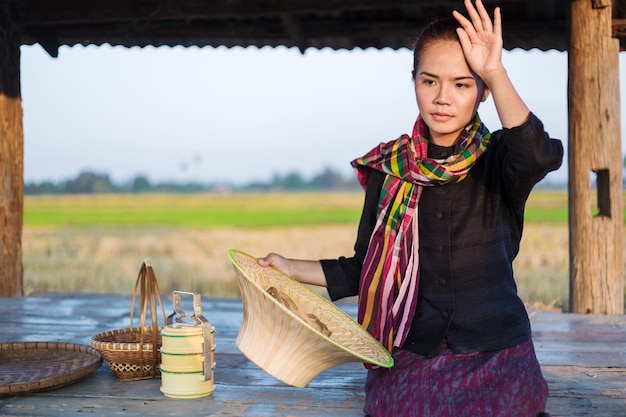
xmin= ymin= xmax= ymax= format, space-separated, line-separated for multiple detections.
xmin=455 ymin=0 xmax=501 ymax=37
xmin=470 ymin=0 xmax=493 ymax=32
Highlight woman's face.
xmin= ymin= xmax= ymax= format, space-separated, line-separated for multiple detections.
xmin=414 ymin=39 xmax=488 ymax=146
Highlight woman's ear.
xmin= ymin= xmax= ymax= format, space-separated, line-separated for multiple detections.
xmin=481 ymin=88 xmax=491 ymax=102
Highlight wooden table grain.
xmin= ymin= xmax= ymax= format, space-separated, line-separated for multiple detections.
xmin=0 ymin=293 xmax=625 ymax=416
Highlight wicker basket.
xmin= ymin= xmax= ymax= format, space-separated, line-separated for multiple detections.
xmin=91 ymin=259 xmax=166 ymax=381
xmin=228 ymin=249 xmax=394 ymax=388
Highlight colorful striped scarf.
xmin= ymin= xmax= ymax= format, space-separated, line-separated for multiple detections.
xmin=351 ymin=113 xmax=492 ymax=353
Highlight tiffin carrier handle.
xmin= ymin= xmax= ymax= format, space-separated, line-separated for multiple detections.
xmin=167 ymin=291 xmax=215 ymax=381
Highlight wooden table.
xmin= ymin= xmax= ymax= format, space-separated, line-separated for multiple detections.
xmin=1 ymin=292 xmax=625 ymax=416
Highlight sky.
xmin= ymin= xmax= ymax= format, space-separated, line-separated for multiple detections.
xmin=19 ymin=43 xmax=626 ymax=187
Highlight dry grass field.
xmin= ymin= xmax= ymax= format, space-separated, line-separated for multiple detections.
xmin=23 ymin=222 xmax=572 ymax=310
xmin=23 ymin=225 xmax=356 ymax=297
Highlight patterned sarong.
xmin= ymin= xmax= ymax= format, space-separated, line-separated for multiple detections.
xmin=363 ymin=340 xmax=549 ymax=417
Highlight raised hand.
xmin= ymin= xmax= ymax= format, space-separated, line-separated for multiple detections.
xmin=452 ymin=0 xmax=503 ymax=82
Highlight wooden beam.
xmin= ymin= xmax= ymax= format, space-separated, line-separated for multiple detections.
xmin=21 ymin=0 xmax=426 ymax=24
xmin=0 ymin=0 xmax=24 ymax=297
xmin=19 ymin=0 xmax=559 ymax=25
xmin=21 ymin=0 xmax=419 ymax=24
xmin=568 ymin=0 xmax=623 ymax=314
xmin=18 ymin=0 xmax=574 ymax=53
xmin=20 ymin=13 xmax=571 ymax=53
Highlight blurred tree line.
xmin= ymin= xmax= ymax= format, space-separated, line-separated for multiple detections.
xmin=25 ymin=167 xmax=361 ymax=195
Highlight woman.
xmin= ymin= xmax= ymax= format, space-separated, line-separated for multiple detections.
xmin=259 ymin=1 xmax=563 ymax=415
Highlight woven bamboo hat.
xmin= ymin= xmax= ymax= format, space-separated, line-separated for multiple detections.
xmin=228 ymin=249 xmax=393 ymax=388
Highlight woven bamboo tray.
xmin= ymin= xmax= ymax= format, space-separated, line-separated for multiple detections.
xmin=0 ymin=341 xmax=102 ymax=397
xmin=228 ymin=249 xmax=394 ymax=388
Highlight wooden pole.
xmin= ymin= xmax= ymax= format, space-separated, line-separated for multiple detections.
xmin=568 ymin=0 xmax=623 ymax=314
xmin=0 ymin=0 xmax=24 ymax=297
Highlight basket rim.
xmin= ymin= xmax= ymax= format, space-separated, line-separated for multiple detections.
xmin=91 ymin=326 xmax=162 ymax=352
xmin=228 ymin=248 xmax=393 ymax=368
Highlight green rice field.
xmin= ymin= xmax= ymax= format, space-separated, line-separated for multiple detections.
xmin=24 ymin=192 xmax=365 ymax=228
xmin=24 ymin=190 xmax=572 ymax=228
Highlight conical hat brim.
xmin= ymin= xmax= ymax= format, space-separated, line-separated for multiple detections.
xmin=228 ymin=249 xmax=393 ymax=388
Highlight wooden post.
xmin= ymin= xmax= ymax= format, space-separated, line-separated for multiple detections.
xmin=0 ymin=0 xmax=24 ymax=297
xmin=568 ymin=0 xmax=623 ymax=314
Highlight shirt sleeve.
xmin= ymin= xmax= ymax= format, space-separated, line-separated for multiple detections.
xmin=320 ymin=168 xmax=384 ymax=301
xmin=495 ymin=112 xmax=564 ymax=208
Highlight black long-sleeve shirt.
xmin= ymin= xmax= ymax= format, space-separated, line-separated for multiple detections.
xmin=320 ymin=113 xmax=564 ymax=358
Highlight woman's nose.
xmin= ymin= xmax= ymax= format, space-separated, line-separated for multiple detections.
xmin=434 ymin=86 xmax=450 ymax=105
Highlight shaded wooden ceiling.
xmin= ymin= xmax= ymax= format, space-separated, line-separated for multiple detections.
xmin=16 ymin=0 xmax=626 ymax=58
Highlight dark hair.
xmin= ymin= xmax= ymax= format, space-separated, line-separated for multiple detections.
xmin=411 ymin=17 xmax=461 ymax=80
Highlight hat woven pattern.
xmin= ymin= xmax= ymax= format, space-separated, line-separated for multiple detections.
xmin=229 ymin=249 xmax=393 ymax=387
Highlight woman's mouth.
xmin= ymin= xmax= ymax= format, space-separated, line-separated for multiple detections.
xmin=431 ymin=112 xmax=453 ymax=122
